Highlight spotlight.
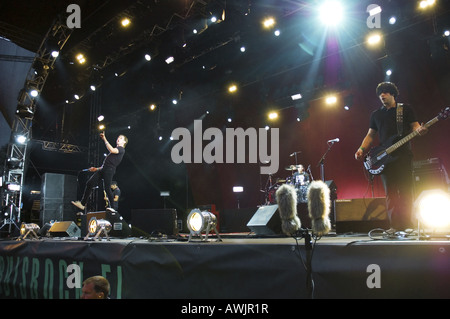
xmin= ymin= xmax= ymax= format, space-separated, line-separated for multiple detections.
xmin=415 ymin=189 xmax=450 ymax=237
xmin=19 ymin=223 xmax=40 ymax=239
xmin=325 ymin=95 xmax=337 ymax=105
xmin=291 ymin=93 xmax=302 ymax=100
xmin=186 ymin=209 xmax=222 ymax=242
xmin=16 ymin=104 xmax=34 ymax=119
xmin=97 ymin=115 xmax=104 ymax=122
xmin=121 ymin=18 xmax=131 ymax=27
xmin=319 ymin=1 xmax=343 ymax=26
xmin=367 ymin=32 xmax=382 ymax=45
xmin=84 ymin=217 xmax=112 ymax=240
xmin=15 ymin=135 xmax=27 ymax=144
xmin=7 ymin=157 xmax=22 ymax=169
xmin=6 ymin=182 xmax=21 ymax=192
xmin=228 ymin=84 xmax=237 ymax=93
xmin=262 ymin=17 xmax=276 ymax=29
xmin=268 ymin=112 xmax=278 ymax=120
xmin=145 ymin=54 xmax=151 ymax=61
xmin=76 ymin=53 xmax=86 ymax=64
xmin=165 ymin=56 xmax=174 ymax=64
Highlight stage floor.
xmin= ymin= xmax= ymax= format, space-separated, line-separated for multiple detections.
xmin=1 ymin=230 xmax=449 ymax=300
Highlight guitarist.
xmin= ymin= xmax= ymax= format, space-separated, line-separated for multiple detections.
xmin=354 ymin=82 xmax=427 ymax=234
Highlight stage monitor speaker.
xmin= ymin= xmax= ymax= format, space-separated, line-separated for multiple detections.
xmin=130 ymin=209 xmax=178 ymax=237
xmin=246 ymin=205 xmax=281 ymax=236
xmin=80 ymin=211 xmax=131 ymax=238
xmin=335 ymin=198 xmax=388 ymax=233
xmin=48 ymin=221 xmax=81 ymax=237
xmin=40 ymin=173 xmax=78 ymax=225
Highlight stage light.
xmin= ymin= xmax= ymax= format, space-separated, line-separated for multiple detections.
xmin=415 ymin=190 xmax=450 ymax=234
xmin=99 ymin=124 xmax=105 ymax=130
xmin=368 ymin=5 xmax=382 ymax=17
xmin=386 ymin=69 xmax=392 ymax=76
xmin=419 ymin=0 xmax=436 ymax=9
xmin=165 ymin=56 xmax=174 ymax=64
xmin=444 ymin=30 xmax=450 ymax=37
xmin=97 ymin=115 xmax=104 ymax=122
xmin=319 ymin=1 xmax=343 ymax=26
xmin=228 ymin=84 xmax=237 ymax=93
xmin=85 ymin=217 xmax=112 ymax=240
xmin=367 ymin=32 xmax=382 ymax=45
xmin=274 ymin=29 xmax=281 ymax=37
xmin=74 ymin=94 xmax=80 ymax=100
xmin=149 ymin=104 xmax=156 ymax=111
xmin=30 ymin=89 xmax=39 ymax=97
xmin=389 ymin=16 xmax=397 ymax=25
xmin=291 ymin=93 xmax=302 ymax=100
xmin=145 ymin=54 xmax=151 ymax=61
xmin=325 ymin=95 xmax=337 ymax=105
xmin=268 ymin=112 xmax=278 ymax=120
xmin=20 ymin=223 xmax=40 ymax=239
xmin=262 ymin=17 xmax=276 ymax=29
xmin=233 ymin=186 xmax=244 ymax=193
xmin=16 ymin=135 xmax=27 ymax=144
xmin=121 ymin=18 xmax=131 ymax=27
xmin=240 ymin=46 xmax=246 ymax=52
xmin=186 ymin=209 xmax=222 ymax=241
xmin=76 ymin=53 xmax=86 ymax=64
xmin=6 ymin=182 xmax=21 ymax=192
xmin=7 ymin=157 xmax=22 ymax=169
xmin=16 ymin=104 xmax=34 ymax=119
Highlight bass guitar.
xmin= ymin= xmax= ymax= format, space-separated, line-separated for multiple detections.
xmin=364 ymin=107 xmax=449 ymax=175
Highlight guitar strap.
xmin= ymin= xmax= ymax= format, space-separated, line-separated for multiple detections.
xmin=396 ymin=103 xmax=404 ymax=136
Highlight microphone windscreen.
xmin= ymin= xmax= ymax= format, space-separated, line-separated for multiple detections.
xmin=307 ymin=180 xmax=331 ymax=236
xmin=276 ymin=184 xmax=301 ymax=236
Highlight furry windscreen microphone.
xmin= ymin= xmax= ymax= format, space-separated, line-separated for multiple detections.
xmin=307 ymin=180 xmax=331 ymax=236
xmin=276 ymin=184 xmax=301 ymax=236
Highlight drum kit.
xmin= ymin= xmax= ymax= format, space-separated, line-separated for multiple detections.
xmin=262 ymin=164 xmax=313 ymax=205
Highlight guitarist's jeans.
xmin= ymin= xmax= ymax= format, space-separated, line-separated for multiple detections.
xmin=380 ymin=156 xmax=414 ymax=230
xmin=80 ymin=167 xmax=116 ymax=209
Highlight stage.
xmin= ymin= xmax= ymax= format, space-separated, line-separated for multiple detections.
xmin=0 ymin=229 xmax=449 ymax=299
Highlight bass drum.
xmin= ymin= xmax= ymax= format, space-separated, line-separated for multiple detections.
xmin=297 ymin=185 xmax=309 ymax=203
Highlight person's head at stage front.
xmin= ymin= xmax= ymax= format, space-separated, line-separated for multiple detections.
xmin=296 ymin=164 xmax=304 ymax=174
xmin=80 ymin=276 xmax=110 ymax=299
xmin=116 ymin=134 xmax=128 ymax=148
xmin=111 ymin=181 xmax=118 ymax=190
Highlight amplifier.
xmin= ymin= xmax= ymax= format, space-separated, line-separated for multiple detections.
xmin=335 ymin=198 xmax=389 ymax=233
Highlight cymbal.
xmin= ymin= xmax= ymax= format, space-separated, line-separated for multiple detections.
xmin=285 ymin=165 xmax=297 ymax=171
xmin=276 ymin=179 xmax=286 ymax=183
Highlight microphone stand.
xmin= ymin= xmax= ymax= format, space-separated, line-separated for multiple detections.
xmin=317 ymin=141 xmax=337 ymax=181
xmin=294 ymin=228 xmax=314 ymax=299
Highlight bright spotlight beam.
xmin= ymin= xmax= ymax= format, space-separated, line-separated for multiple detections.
xmin=319 ymin=1 xmax=343 ymax=26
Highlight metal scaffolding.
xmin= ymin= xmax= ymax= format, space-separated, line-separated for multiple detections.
xmin=1 ymin=18 xmax=73 ymax=235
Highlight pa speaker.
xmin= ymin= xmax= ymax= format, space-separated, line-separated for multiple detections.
xmin=48 ymin=221 xmax=81 ymax=237
xmin=246 ymin=205 xmax=281 ymax=236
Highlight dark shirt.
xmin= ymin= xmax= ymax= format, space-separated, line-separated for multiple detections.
xmin=369 ymin=103 xmax=417 ymax=156
xmin=102 ymin=146 xmax=125 ymax=170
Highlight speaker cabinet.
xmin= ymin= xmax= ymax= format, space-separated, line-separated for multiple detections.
xmin=130 ymin=209 xmax=178 ymax=237
xmin=40 ymin=173 xmax=78 ymax=225
xmin=335 ymin=198 xmax=388 ymax=233
xmin=80 ymin=211 xmax=131 ymax=238
xmin=48 ymin=221 xmax=81 ymax=237
xmin=246 ymin=205 xmax=281 ymax=235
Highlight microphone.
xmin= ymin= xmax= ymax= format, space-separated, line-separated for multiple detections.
xmin=81 ymin=168 xmax=90 ymax=172
xmin=327 ymin=138 xmax=339 ymax=143
xmin=275 ymin=184 xmax=301 ymax=236
xmin=307 ymin=180 xmax=331 ymax=236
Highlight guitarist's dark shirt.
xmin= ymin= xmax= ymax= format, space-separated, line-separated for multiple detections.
xmin=369 ymin=103 xmax=417 ymax=157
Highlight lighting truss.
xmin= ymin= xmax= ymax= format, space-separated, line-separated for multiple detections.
xmin=1 ymin=17 xmax=73 ymax=234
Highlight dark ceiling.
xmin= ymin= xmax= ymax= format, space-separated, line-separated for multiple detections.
xmin=1 ymin=0 xmax=450 ymax=221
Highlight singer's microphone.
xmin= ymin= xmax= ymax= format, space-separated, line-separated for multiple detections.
xmin=307 ymin=180 xmax=331 ymax=236
xmin=81 ymin=168 xmax=90 ymax=172
xmin=327 ymin=138 xmax=340 ymax=143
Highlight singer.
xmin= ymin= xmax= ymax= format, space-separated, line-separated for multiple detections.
xmin=72 ymin=132 xmax=128 ymax=212
xmin=354 ymin=82 xmax=427 ymax=234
